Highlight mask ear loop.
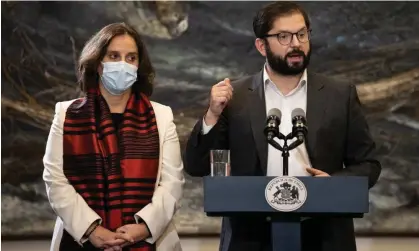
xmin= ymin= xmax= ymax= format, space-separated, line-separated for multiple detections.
xmin=98 ymin=62 xmax=105 ymax=87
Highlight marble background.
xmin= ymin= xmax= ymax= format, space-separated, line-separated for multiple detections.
xmin=2 ymin=1 xmax=419 ymax=237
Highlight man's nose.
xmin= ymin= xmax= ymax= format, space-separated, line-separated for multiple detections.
xmin=290 ymin=34 xmax=301 ymax=47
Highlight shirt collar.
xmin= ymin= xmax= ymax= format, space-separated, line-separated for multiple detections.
xmin=263 ymin=63 xmax=307 ymax=89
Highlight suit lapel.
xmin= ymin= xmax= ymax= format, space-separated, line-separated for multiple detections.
xmin=248 ymin=71 xmax=268 ymax=174
xmin=306 ymin=72 xmax=328 ymax=163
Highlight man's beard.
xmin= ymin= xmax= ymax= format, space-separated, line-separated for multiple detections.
xmin=265 ymin=44 xmax=311 ymax=76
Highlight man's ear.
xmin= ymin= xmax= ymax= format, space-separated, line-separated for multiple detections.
xmin=255 ymin=38 xmax=267 ymax=57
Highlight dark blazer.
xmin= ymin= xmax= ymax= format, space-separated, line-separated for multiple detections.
xmin=183 ymin=69 xmax=381 ymax=251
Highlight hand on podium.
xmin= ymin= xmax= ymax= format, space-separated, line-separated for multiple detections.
xmin=306 ymin=167 xmax=330 ymax=177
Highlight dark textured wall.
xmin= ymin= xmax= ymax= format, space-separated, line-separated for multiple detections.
xmin=2 ymin=1 xmax=419 ymax=237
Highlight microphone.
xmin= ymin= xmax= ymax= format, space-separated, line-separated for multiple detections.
xmin=291 ymin=108 xmax=307 ymax=142
xmin=264 ymin=108 xmax=282 ymax=141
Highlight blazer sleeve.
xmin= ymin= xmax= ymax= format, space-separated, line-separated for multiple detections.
xmin=42 ymin=102 xmax=102 ymax=245
xmin=184 ymin=107 xmax=230 ymax=177
xmin=335 ymin=85 xmax=382 ymax=188
xmin=134 ymin=105 xmax=185 ymax=243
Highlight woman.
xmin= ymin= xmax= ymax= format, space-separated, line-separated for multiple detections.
xmin=42 ymin=22 xmax=185 ymax=251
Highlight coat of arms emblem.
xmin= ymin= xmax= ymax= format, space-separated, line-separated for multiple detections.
xmin=265 ymin=177 xmax=307 ymax=212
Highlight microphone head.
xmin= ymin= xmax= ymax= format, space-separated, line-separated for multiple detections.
xmin=268 ymin=108 xmax=282 ymax=120
xmin=291 ymin=108 xmax=305 ymax=119
xmin=291 ymin=108 xmax=307 ymax=140
xmin=265 ymin=108 xmax=281 ymax=140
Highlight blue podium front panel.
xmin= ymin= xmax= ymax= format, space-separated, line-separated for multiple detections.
xmin=203 ymin=176 xmax=368 ymax=216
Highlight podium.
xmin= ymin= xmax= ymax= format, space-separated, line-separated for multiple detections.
xmin=203 ymin=176 xmax=369 ymax=251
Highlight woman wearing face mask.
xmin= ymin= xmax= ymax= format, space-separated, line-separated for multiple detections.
xmin=42 ymin=22 xmax=185 ymax=251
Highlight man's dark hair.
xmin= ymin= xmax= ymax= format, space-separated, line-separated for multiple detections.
xmin=77 ymin=22 xmax=155 ymax=96
xmin=253 ymin=1 xmax=311 ymax=38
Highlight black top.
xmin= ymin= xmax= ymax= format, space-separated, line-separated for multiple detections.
xmin=111 ymin=113 xmax=123 ymax=131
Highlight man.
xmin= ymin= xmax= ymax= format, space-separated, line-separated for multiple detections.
xmin=184 ymin=2 xmax=381 ymax=251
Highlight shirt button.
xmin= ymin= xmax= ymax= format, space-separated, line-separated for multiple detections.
xmin=266 ymin=217 xmax=271 ymax=222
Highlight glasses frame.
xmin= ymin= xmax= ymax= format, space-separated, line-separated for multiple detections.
xmin=263 ymin=28 xmax=312 ymax=46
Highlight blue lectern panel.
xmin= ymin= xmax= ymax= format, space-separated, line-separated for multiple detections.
xmin=203 ymin=176 xmax=368 ymax=215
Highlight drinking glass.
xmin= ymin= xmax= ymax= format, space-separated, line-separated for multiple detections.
xmin=210 ymin=150 xmax=231 ymax=176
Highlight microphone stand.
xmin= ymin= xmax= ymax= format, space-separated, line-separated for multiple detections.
xmin=267 ymin=132 xmax=304 ymax=176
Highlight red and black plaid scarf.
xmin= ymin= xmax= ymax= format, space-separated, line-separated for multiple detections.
xmin=61 ymin=89 xmax=159 ymax=251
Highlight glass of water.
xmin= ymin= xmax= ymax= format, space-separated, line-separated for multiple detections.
xmin=210 ymin=150 xmax=230 ymax=176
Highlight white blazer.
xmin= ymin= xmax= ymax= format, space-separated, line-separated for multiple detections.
xmin=43 ymin=99 xmax=185 ymax=251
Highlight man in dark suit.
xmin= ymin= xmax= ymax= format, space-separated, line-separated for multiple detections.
xmin=183 ymin=2 xmax=381 ymax=251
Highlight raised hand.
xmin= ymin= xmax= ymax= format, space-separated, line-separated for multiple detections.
xmin=205 ymin=78 xmax=233 ymax=125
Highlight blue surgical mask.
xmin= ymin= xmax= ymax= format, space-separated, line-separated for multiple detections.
xmin=100 ymin=61 xmax=138 ymax=95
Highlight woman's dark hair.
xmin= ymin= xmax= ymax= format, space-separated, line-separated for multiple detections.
xmin=77 ymin=22 xmax=155 ymax=96
xmin=253 ymin=1 xmax=311 ymax=38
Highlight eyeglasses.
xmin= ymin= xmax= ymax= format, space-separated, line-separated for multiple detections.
xmin=263 ymin=29 xmax=312 ymax=46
